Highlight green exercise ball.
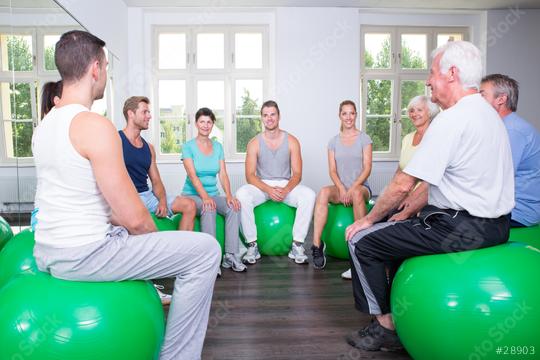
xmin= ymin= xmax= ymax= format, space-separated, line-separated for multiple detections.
xmin=253 ymin=201 xmax=296 ymax=256
xmin=391 ymin=242 xmax=540 ymax=360
xmin=321 ymin=201 xmax=375 ymax=260
xmin=171 ymin=213 xmax=225 ymax=254
xmin=0 ymin=229 xmax=37 ymax=288
xmin=151 ymin=213 xmax=176 ymax=231
xmin=509 ymin=224 xmax=540 ymax=249
xmin=0 ymin=272 xmax=164 ymax=360
xmin=0 ymin=216 xmax=13 ymax=251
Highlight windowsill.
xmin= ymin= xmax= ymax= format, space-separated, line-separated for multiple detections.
xmin=0 ymin=162 xmax=35 ymax=168
xmin=156 ymin=158 xmax=247 ymax=165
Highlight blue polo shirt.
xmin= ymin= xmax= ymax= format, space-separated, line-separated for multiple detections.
xmin=504 ymin=112 xmax=540 ymax=226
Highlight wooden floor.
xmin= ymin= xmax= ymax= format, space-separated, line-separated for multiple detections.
xmin=158 ymin=243 xmax=412 ymax=360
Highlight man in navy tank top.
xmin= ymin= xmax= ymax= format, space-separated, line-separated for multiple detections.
xmin=120 ymin=96 xmax=196 ymax=231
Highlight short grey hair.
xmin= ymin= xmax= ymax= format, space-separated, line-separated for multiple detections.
xmin=407 ymin=95 xmax=440 ymax=120
xmin=481 ymin=74 xmax=519 ymax=112
xmin=431 ymin=41 xmax=483 ymax=90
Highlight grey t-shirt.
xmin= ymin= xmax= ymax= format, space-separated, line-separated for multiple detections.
xmin=328 ymin=132 xmax=372 ymax=189
xmin=256 ymin=131 xmax=291 ymax=181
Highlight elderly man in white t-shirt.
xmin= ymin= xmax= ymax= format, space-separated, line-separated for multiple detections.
xmin=344 ymin=41 xmax=514 ymax=352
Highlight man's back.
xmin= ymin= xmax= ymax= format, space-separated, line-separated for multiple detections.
xmin=33 ymin=104 xmax=112 ymax=248
xmin=504 ymin=112 xmax=540 ymax=225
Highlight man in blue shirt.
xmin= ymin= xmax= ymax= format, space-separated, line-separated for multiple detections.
xmin=480 ymin=74 xmax=540 ymax=227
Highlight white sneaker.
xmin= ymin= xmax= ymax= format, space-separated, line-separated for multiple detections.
xmin=341 ymin=268 xmax=352 ymax=280
xmin=154 ymin=284 xmax=172 ymax=305
xmin=288 ymin=243 xmax=308 ymax=264
xmin=222 ymin=253 xmax=247 ymax=272
xmin=243 ymin=243 xmax=261 ymax=264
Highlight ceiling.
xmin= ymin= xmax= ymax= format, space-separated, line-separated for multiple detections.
xmin=122 ymin=0 xmax=540 ymax=10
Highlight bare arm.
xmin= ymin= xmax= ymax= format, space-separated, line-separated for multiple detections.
xmin=245 ymin=137 xmax=273 ymax=194
xmin=345 ymin=169 xmax=417 ymax=240
xmin=218 ymin=159 xmax=233 ymax=198
xmin=328 ymin=149 xmax=346 ymax=190
xmin=389 ymin=181 xmax=429 ymax=221
xmin=218 ymin=159 xmax=241 ymax=211
xmin=282 ymin=135 xmax=302 ymax=195
xmin=70 ymin=112 xmax=156 ymax=234
xmin=147 ymin=144 xmax=168 ymax=217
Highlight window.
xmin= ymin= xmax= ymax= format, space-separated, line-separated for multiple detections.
xmin=0 ymin=27 xmax=111 ymax=163
xmin=154 ymin=26 xmax=268 ymax=161
xmin=361 ymin=26 xmax=468 ymax=159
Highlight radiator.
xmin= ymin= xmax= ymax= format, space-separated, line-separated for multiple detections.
xmin=0 ymin=176 xmax=36 ymax=204
xmin=368 ymin=169 xmax=395 ymax=197
xmin=227 ymin=173 xmax=247 ymax=194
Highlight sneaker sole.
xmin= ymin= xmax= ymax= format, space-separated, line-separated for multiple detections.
xmin=288 ymin=253 xmax=309 ymax=264
xmin=312 ymin=257 xmax=326 ymax=269
xmin=231 ymin=266 xmax=247 ymax=272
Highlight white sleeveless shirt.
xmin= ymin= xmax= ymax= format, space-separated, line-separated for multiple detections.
xmin=33 ymin=104 xmax=112 ymax=248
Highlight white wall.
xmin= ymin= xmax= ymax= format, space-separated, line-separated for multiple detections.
xmin=55 ymin=0 xmax=129 ymax=125
xmin=486 ymin=8 xmax=540 ymax=130
xmin=274 ymin=7 xmax=360 ymax=191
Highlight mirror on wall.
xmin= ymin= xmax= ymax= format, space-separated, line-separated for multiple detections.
xmin=0 ymin=0 xmax=112 ymax=235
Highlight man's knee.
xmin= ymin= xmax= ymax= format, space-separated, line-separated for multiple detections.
xmin=235 ymin=185 xmax=251 ymax=203
xmin=172 ymin=196 xmax=196 ymax=214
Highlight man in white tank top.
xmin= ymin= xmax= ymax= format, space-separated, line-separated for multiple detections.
xmin=32 ymin=30 xmax=220 ymax=360
xmin=236 ymin=100 xmax=316 ymax=265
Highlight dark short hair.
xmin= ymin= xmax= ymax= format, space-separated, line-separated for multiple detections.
xmin=261 ymin=100 xmax=280 ymax=116
xmin=123 ymin=96 xmax=150 ymax=121
xmin=195 ymin=107 xmax=216 ymax=123
xmin=40 ymin=80 xmax=63 ymax=119
xmin=481 ymin=74 xmax=519 ymax=112
xmin=55 ymin=30 xmax=106 ymax=83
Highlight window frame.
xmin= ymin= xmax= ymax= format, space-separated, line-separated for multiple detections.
xmin=153 ymin=25 xmax=269 ymax=162
xmin=0 ymin=26 xmax=87 ymax=165
xmin=360 ymin=25 xmax=468 ymax=160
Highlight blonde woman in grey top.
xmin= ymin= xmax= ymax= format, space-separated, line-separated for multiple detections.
xmin=311 ymin=100 xmax=373 ymax=270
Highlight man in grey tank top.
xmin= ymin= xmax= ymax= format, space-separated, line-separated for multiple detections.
xmin=236 ymin=100 xmax=316 ymax=264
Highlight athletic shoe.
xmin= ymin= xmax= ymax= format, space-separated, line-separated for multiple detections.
xmin=222 ymin=253 xmax=247 ymax=272
xmin=243 ymin=243 xmax=261 ymax=264
xmin=288 ymin=243 xmax=308 ymax=264
xmin=341 ymin=268 xmax=352 ymax=280
xmin=154 ymin=284 xmax=172 ymax=305
xmin=311 ymin=243 xmax=326 ymax=269
xmin=346 ymin=319 xmax=403 ymax=351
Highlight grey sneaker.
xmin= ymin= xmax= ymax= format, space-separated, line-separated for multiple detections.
xmin=154 ymin=284 xmax=172 ymax=305
xmin=222 ymin=253 xmax=247 ymax=272
xmin=346 ymin=320 xmax=403 ymax=351
xmin=288 ymin=243 xmax=308 ymax=264
xmin=242 ymin=243 xmax=261 ymax=264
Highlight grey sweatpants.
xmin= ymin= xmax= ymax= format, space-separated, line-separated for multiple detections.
xmin=186 ymin=195 xmax=241 ymax=255
xmin=33 ymin=226 xmax=221 ymax=360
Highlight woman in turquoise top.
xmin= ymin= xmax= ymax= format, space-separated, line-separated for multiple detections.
xmin=182 ymin=107 xmax=246 ymax=272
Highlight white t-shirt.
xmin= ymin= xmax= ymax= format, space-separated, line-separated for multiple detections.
xmin=404 ymin=93 xmax=514 ymax=218
xmin=33 ymin=104 xmax=112 ymax=248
